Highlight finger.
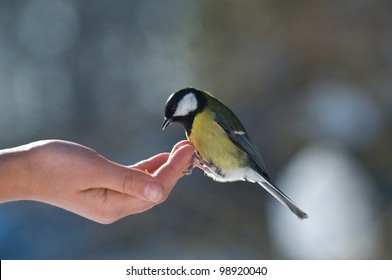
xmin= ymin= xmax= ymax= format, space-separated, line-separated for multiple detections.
xmin=132 ymin=140 xmax=192 ymax=173
xmin=172 ymin=140 xmax=193 ymax=153
xmin=131 ymin=153 xmax=169 ymax=173
xmin=173 ymin=140 xmax=199 ymax=169
xmin=173 ymin=141 xmax=200 ymax=172
xmin=95 ymin=161 xmax=164 ymax=202
xmin=153 ymin=144 xmax=195 ymax=199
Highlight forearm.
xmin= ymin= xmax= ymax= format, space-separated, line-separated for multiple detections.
xmin=0 ymin=145 xmax=30 ymax=202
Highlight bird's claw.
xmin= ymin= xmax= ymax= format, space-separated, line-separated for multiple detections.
xmin=183 ymin=153 xmax=199 ymax=175
xmin=184 ymin=168 xmax=193 ymax=176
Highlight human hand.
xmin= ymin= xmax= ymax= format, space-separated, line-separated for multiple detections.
xmin=1 ymin=140 xmax=195 ymax=224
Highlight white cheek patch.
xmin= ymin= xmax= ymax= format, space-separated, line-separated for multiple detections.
xmin=173 ymin=93 xmax=198 ymax=117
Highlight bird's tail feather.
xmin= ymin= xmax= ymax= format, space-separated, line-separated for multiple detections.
xmin=258 ymin=180 xmax=309 ymax=220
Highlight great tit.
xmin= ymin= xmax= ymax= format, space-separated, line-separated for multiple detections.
xmin=162 ymin=87 xmax=308 ymax=220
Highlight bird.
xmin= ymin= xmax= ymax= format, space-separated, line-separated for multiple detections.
xmin=162 ymin=87 xmax=308 ymax=220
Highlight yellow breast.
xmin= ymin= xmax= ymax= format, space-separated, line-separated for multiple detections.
xmin=188 ymin=110 xmax=244 ymax=170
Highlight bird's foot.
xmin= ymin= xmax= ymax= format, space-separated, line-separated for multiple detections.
xmin=184 ymin=153 xmax=200 ymax=175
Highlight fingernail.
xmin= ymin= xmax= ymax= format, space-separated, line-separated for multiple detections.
xmin=144 ymin=182 xmax=163 ymax=202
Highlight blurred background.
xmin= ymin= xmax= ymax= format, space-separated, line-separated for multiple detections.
xmin=0 ymin=0 xmax=391 ymax=259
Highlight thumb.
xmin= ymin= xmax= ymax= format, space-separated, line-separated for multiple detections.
xmin=96 ymin=161 xmax=163 ymax=202
xmin=122 ymin=169 xmax=164 ymax=202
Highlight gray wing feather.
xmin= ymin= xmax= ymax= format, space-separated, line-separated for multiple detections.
xmin=213 ymin=112 xmax=270 ymax=179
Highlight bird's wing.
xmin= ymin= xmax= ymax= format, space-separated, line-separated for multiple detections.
xmin=213 ymin=110 xmax=270 ymax=180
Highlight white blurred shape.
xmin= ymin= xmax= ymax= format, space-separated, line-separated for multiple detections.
xmin=302 ymin=81 xmax=383 ymax=148
xmin=268 ymin=142 xmax=380 ymax=259
xmin=17 ymin=0 xmax=79 ymax=57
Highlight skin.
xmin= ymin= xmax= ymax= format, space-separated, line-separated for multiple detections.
xmin=0 ymin=139 xmax=195 ymax=224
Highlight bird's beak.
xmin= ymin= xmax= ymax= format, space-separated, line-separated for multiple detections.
xmin=162 ymin=118 xmax=172 ymax=130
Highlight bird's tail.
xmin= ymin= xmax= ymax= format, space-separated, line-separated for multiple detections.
xmin=258 ymin=180 xmax=309 ymax=220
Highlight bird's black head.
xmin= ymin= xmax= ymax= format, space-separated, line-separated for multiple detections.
xmin=162 ymin=87 xmax=207 ymax=133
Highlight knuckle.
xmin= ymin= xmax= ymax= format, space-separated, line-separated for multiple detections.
xmin=167 ymin=161 xmax=184 ymax=177
xmin=122 ymin=171 xmax=138 ymax=196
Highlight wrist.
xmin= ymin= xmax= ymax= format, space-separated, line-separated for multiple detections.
xmin=0 ymin=145 xmax=31 ymax=202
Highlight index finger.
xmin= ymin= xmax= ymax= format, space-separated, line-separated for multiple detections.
xmin=152 ymin=144 xmax=194 ymax=199
xmin=131 ymin=153 xmax=170 ymax=173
